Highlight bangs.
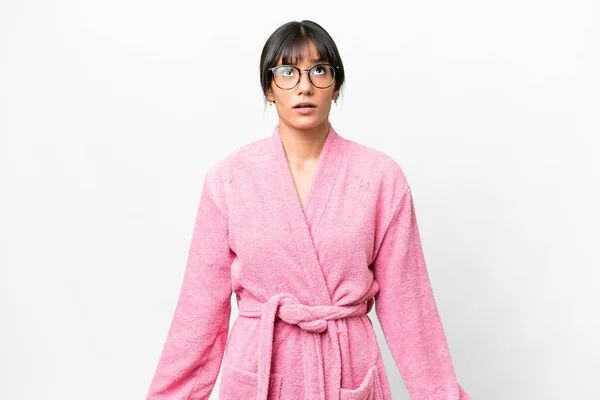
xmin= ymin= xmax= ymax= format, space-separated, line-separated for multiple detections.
xmin=279 ymin=35 xmax=333 ymax=66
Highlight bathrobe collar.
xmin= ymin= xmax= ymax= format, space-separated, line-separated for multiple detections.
xmin=270 ymin=122 xmax=346 ymax=305
xmin=271 ymin=122 xmax=345 ymax=228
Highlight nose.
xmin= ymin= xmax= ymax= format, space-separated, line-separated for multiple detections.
xmin=297 ymin=70 xmax=313 ymax=93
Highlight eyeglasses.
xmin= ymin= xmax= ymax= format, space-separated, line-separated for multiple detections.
xmin=269 ymin=63 xmax=338 ymax=90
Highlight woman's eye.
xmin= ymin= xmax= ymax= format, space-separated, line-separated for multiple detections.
xmin=277 ymin=67 xmax=295 ymax=77
xmin=313 ymin=66 xmax=325 ymax=75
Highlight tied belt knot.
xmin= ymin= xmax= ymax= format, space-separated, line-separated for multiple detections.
xmin=237 ymin=293 xmax=374 ymax=400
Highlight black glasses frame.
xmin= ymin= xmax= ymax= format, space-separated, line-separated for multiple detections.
xmin=269 ymin=63 xmax=339 ymax=90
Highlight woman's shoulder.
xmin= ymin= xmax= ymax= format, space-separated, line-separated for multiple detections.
xmin=343 ymin=137 xmax=409 ymax=189
xmin=342 ymin=137 xmax=412 ymax=219
xmin=203 ymin=135 xmax=270 ymax=186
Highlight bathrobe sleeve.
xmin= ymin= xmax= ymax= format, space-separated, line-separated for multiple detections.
xmin=372 ymin=186 xmax=471 ymax=400
xmin=146 ymin=171 xmax=235 ymax=400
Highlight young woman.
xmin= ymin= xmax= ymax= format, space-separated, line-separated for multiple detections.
xmin=146 ymin=20 xmax=471 ymax=400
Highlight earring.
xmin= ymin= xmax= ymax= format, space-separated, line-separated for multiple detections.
xmin=269 ymin=101 xmax=273 ymax=106
xmin=334 ymin=99 xmax=338 ymax=105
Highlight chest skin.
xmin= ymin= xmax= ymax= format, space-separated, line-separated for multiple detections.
xmin=288 ymin=160 xmax=317 ymax=209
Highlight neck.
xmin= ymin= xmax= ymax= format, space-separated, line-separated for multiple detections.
xmin=277 ymin=120 xmax=330 ymax=163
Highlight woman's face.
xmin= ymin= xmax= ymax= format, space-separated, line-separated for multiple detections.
xmin=266 ymin=41 xmax=339 ymax=131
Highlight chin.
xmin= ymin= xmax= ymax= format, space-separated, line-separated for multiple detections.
xmin=287 ymin=115 xmax=327 ymax=128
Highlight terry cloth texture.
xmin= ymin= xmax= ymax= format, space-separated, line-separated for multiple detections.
xmin=146 ymin=123 xmax=472 ymax=400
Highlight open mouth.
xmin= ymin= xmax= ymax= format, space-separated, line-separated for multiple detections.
xmin=293 ymin=103 xmax=317 ymax=109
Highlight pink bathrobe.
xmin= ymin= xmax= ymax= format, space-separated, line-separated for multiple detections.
xmin=146 ymin=123 xmax=471 ymax=400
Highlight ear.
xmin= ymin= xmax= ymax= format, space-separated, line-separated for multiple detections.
xmin=266 ymin=89 xmax=275 ymax=103
xmin=333 ymin=90 xmax=339 ymax=101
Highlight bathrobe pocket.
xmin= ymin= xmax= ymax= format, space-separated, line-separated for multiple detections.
xmin=219 ymin=359 xmax=283 ymax=400
xmin=339 ymin=365 xmax=384 ymax=400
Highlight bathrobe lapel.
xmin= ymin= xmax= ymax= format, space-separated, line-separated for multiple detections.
xmin=270 ymin=123 xmax=346 ymax=305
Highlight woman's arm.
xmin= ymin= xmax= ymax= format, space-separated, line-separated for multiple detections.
xmin=372 ymin=185 xmax=471 ymax=400
xmin=146 ymin=171 xmax=234 ymax=400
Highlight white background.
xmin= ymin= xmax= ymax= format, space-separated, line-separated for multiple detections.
xmin=1 ymin=1 xmax=598 ymax=399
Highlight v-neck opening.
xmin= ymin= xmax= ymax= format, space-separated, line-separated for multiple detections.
xmin=271 ymin=122 xmax=345 ymax=233
xmin=291 ymin=154 xmax=319 ymax=213
xmin=277 ymin=125 xmax=331 ymax=214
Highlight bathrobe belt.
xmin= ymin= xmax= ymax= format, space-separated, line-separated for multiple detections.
xmin=238 ymin=293 xmax=374 ymax=400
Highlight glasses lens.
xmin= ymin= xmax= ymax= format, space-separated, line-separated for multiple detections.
xmin=310 ymin=64 xmax=335 ymax=88
xmin=272 ymin=64 xmax=335 ymax=89
xmin=273 ymin=66 xmax=298 ymax=90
